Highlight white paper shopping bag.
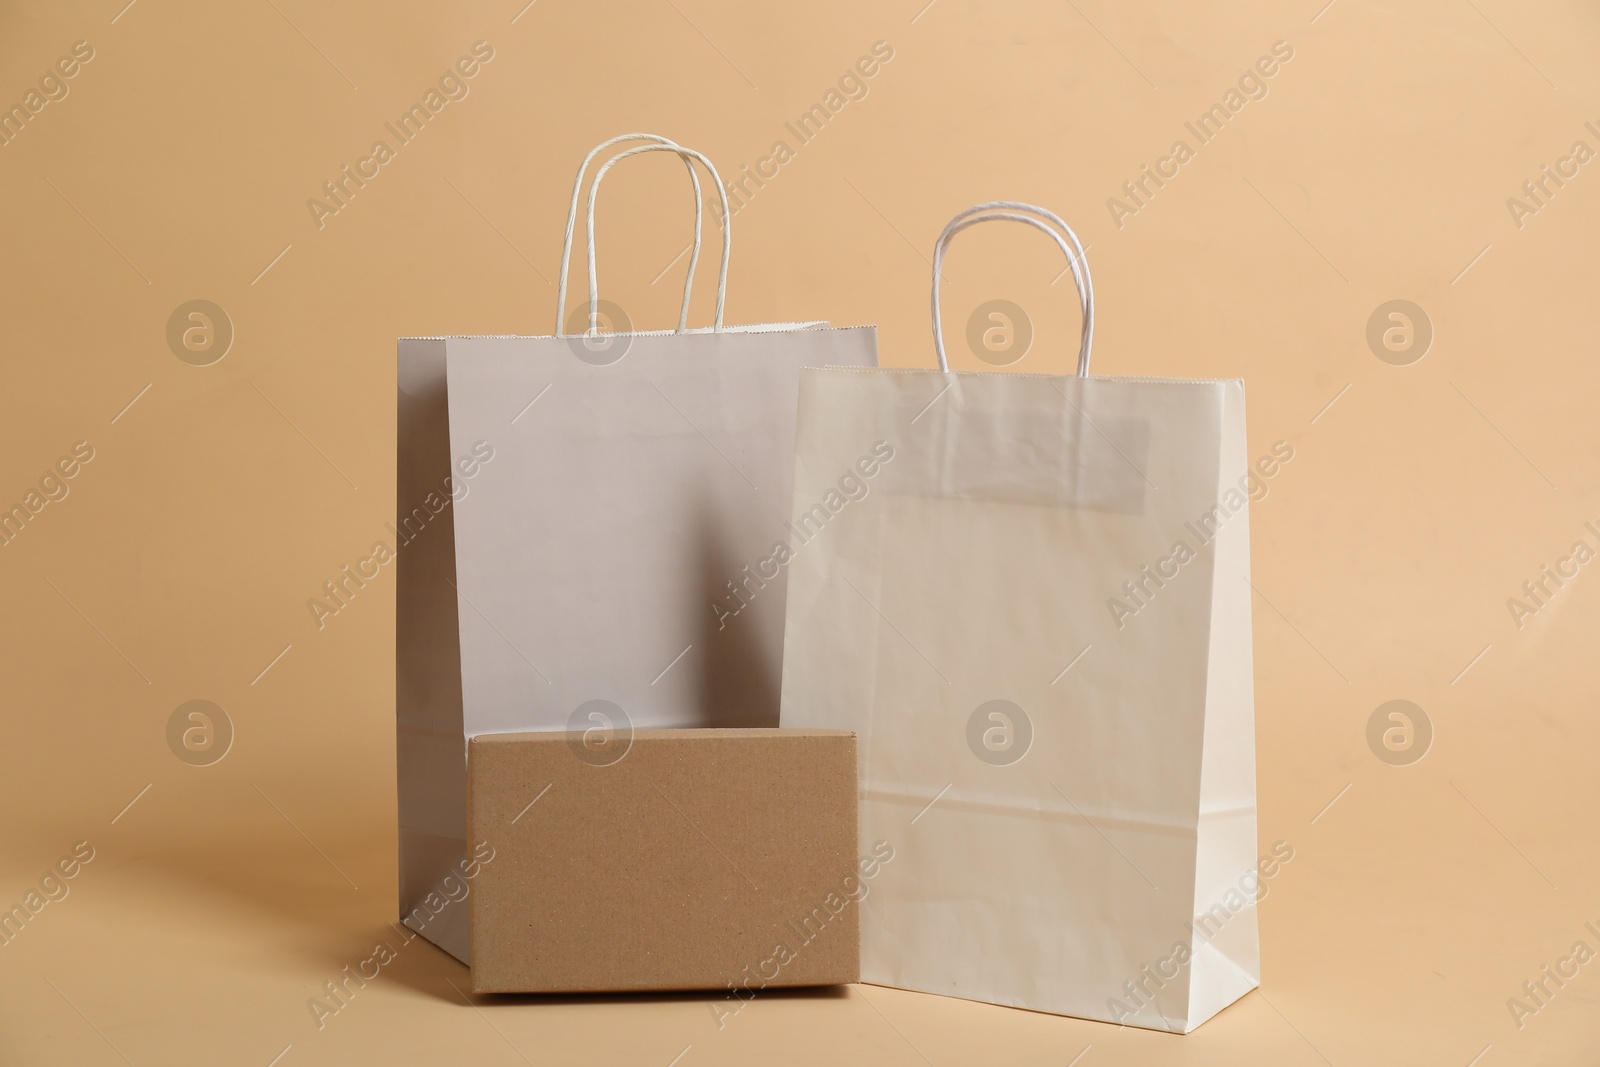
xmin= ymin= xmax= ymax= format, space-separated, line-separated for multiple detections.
xmin=779 ymin=202 xmax=1258 ymax=1032
xmin=395 ymin=134 xmax=877 ymax=962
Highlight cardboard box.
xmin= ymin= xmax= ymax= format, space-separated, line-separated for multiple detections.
xmin=466 ymin=728 xmax=860 ymax=993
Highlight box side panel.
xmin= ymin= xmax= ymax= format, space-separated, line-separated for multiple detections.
xmin=468 ymin=732 xmax=860 ymax=993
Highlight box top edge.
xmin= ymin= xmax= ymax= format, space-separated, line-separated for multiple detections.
xmin=468 ymin=728 xmax=856 ymax=744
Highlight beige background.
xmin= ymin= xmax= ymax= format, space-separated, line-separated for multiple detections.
xmin=2 ymin=0 xmax=1596 ymax=1063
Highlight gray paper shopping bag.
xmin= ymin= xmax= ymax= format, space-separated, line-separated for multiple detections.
xmin=396 ymin=134 xmax=877 ymax=962
xmin=779 ymin=202 xmax=1258 ymax=1032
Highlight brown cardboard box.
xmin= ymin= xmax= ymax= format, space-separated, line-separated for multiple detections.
xmin=466 ymin=728 xmax=860 ymax=994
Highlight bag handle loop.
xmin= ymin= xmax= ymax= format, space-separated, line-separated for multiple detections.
xmin=555 ymin=134 xmax=706 ymax=336
xmin=931 ymin=201 xmax=1093 ymax=375
xmin=584 ymin=143 xmax=730 ymax=334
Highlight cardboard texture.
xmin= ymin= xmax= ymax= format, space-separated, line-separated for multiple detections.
xmin=466 ymin=729 xmax=861 ymax=994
